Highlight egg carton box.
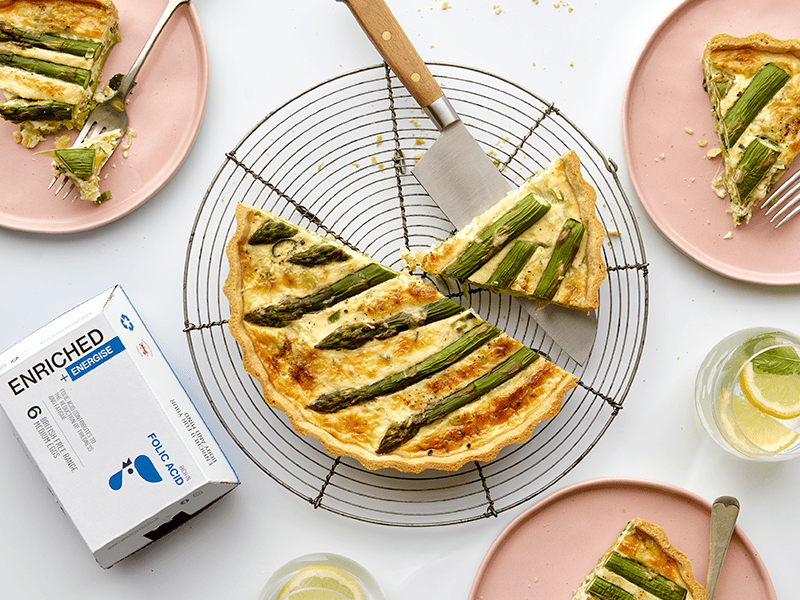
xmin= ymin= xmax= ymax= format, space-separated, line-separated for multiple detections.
xmin=0 ymin=285 xmax=239 ymax=568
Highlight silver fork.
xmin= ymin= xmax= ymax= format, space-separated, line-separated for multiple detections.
xmin=49 ymin=0 xmax=192 ymax=200
xmin=761 ymin=169 xmax=800 ymax=228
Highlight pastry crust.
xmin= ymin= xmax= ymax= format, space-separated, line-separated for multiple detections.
xmin=572 ymin=518 xmax=706 ymax=600
xmin=702 ymin=33 xmax=800 ymax=225
xmin=419 ymin=151 xmax=606 ymax=310
xmin=224 ymin=203 xmax=578 ymax=473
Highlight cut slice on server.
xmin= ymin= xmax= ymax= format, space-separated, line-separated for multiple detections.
xmin=572 ymin=518 xmax=706 ymax=600
xmin=224 ymin=203 xmax=578 ymax=473
xmin=419 ymin=151 xmax=606 ymax=311
xmin=702 ymin=33 xmax=800 ymax=225
xmin=0 ymin=0 xmax=120 ymax=147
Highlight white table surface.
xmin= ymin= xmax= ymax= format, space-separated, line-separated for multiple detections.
xmin=1 ymin=1 xmax=798 ymax=598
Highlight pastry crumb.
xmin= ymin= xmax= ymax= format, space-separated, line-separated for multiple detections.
xmin=723 ymin=231 xmax=733 ymax=239
xmin=441 ymin=1 xmax=451 ymax=8
xmin=706 ymin=147 xmax=722 ymax=158
xmin=685 ymin=127 xmax=694 ymax=134
xmin=698 ymin=140 xmax=708 ymax=147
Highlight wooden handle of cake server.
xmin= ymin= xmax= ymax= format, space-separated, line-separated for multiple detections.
xmin=338 ymin=0 xmax=443 ymax=109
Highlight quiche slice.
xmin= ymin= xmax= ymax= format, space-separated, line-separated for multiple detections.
xmin=0 ymin=0 xmax=120 ymax=148
xmin=572 ymin=518 xmax=706 ymax=600
xmin=224 ymin=203 xmax=578 ymax=473
xmin=418 ymin=151 xmax=606 ymax=310
xmin=702 ymin=33 xmax=800 ymax=226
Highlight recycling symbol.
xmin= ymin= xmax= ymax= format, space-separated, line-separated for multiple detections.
xmin=120 ymin=314 xmax=134 ymax=331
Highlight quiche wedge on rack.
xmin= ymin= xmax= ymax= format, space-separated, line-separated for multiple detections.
xmin=572 ymin=518 xmax=706 ymax=600
xmin=419 ymin=151 xmax=606 ymax=311
xmin=224 ymin=203 xmax=578 ymax=473
xmin=702 ymin=33 xmax=800 ymax=225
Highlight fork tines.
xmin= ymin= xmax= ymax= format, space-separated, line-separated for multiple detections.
xmin=762 ymin=170 xmax=800 ymax=227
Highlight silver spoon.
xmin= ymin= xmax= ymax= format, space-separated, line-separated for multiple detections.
xmin=706 ymin=496 xmax=740 ymax=600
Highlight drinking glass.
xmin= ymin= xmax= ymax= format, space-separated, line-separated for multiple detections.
xmin=258 ymin=552 xmax=384 ymax=600
xmin=695 ymin=327 xmax=800 ymax=461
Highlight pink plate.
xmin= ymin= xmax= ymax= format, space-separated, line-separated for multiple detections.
xmin=468 ymin=477 xmax=776 ymax=600
xmin=0 ymin=0 xmax=208 ymax=234
xmin=622 ymin=0 xmax=800 ymax=284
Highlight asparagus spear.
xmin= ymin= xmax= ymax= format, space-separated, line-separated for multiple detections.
xmin=532 ymin=218 xmax=585 ymax=301
xmin=483 ymin=240 xmax=539 ymax=289
xmin=734 ymin=136 xmax=781 ymax=204
xmin=376 ymin=345 xmax=539 ymax=453
xmin=0 ymin=23 xmax=102 ymax=59
xmin=722 ymin=63 xmax=790 ymax=148
xmin=288 ymin=243 xmax=351 ymax=266
xmin=308 ymin=320 xmax=500 ymax=413
xmin=244 ymin=263 xmax=397 ymax=327
xmin=443 ymin=192 xmax=551 ymax=280
xmin=604 ymin=553 xmax=687 ymax=600
xmin=585 ymin=577 xmax=636 ymax=600
xmin=0 ymin=98 xmax=73 ymax=123
xmin=0 ymin=51 xmax=92 ymax=87
xmin=53 ymin=148 xmax=96 ymax=180
xmin=316 ymin=297 xmax=466 ymax=350
xmin=247 ymin=218 xmax=299 ymax=245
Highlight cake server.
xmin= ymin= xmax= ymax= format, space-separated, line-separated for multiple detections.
xmin=338 ymin=0 xmax=597 ymax=364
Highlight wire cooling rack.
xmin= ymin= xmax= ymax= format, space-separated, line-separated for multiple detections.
xmin=183 ymin=63 xmax=649 ymax=527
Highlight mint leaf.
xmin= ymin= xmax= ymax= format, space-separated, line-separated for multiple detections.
xmin=752 ymin=346 xmax=800 ymax=376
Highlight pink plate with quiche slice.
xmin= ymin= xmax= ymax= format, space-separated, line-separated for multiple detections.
xmin=622 ymin=0 xmax=800 ymax=285
xmin=0 ymin=0 xmax=207 ymax=234
xmin=469 ymin=477 xmax=776 ymax=600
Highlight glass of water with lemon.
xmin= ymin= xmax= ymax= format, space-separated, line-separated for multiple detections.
xmin=258 ymin=553 xmax=384 ymax=600
xmin=695 ymin=327 xmax=800 ymax=461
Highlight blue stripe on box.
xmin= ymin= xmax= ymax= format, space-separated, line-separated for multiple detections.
xmin=67 ymin=336 xmax=125 ymax=381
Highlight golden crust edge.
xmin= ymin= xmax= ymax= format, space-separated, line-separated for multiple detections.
xmin=703 ymin=32 xmax=800 ymax=62
xmin=626 ymin=518 xmax=707 ymax=600
xmin=555 ymin=150 xmax=606 ymax=310
xmin=223 ymin=203 xmax=577 ymax=473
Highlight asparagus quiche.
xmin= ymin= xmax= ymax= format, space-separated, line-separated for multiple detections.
xmin=224 ymin=203 xmax=578 ymax=473
xmin=42 ymin=127 xmax=121 ymax=202
xmin=0 ymin=0 xmax=120 ymax=148
xmin=702 ymin=33 xmax=800 ymax=226
xmin=573 ymin=518 xmax=706 ymax=600
xmin=419 ymin=151 xmax=606 ymax=310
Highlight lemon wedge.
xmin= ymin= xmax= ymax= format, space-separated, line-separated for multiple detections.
xmin=738 ymin=360 xmax=800 ymax=419
xmin=717 ymin=390 xmax=799 ymax=456
xmin=278 ymin=566 xmax=365 ymax=600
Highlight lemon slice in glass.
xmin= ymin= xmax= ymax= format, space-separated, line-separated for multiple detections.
xmin=281 ymin=589 xmax=349 ymax=600
xmin=738 ymin=360 xmax=800 ymax=419
xmin=279 ymin=566 xmax=365 ymax=600
xmin=717 ymin=390 xmax=799 ymax=456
